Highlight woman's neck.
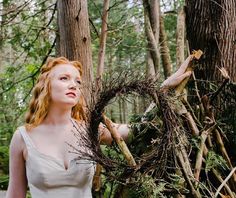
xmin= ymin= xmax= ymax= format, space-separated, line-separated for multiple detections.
xmin=43 ymin=104 xmax=72 ymax=126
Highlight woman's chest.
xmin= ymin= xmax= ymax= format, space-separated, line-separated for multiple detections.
xmin=26 ymin=150 xmax=96 ymax=188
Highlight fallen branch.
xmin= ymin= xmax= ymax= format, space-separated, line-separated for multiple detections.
xmin=214 ymin=167 xmax=236 ymax=198
xmin=102 ymin=115 xmax=137 ymax=167
xmin=93 ymin=164 xmax=103 ymax=191
xmin=194 ymin=124 xmax=216 ymax=181
xmin=212 ymin=169 xmax=235 ymax=198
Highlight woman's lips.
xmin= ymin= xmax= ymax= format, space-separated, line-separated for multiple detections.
xmin=66 ymin=92 xmax=76 ymax=98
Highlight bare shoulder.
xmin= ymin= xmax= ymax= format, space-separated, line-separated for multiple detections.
xmin=10 ymin=127 xmax=25 ymax=153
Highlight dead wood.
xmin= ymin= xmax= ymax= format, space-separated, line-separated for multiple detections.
xmin=70 ymin=52 xmax=235 ymax=197
xmin=194 ymin=124 xmax=216 ymax=181
xmin=103 ymin=115 xmax=137 ymax=167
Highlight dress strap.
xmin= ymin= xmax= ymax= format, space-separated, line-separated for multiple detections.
xmin=18 ymin=126 xmax=36 ymax=149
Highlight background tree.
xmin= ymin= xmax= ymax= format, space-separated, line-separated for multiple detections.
xmin=57 ymin=0 xmax=93 ymax=92
xmin=185 ymin=0 xmax=236 ymax=162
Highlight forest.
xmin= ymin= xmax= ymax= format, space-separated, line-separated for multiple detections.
xmin=0 ymin=0 xmax=236 ymax=197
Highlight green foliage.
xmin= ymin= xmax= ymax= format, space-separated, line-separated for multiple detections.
xmin=0 ymin=0 xmax=235 ymax=197
xmin=118 ymin=175 xmax=168 ymax=198
xmin=205 ymin=150 xmax=228 ymax=173
xmin=0 ymin=146 xmax=9 ymax=190
xmin=89 ymin=0 xmax=146 ymax=74
xmin=0 ymin=174 xmax=9 ymax=190
xmin=0 ymin=146 xmax=9 ymax=174
xmin=129 ymin=106 xmax=163 ymax=155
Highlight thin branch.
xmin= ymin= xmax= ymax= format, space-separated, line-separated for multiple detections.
xmin=214 ymin=167 xmax=236 ymax=198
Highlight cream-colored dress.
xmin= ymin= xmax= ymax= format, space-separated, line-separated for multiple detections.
xmin=18 ymin=126 xmax=95 ymax=198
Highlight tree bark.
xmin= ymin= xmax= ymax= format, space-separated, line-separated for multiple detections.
xmin=143 ymin=0 xmax=160 ymax=77
xmin=185 ymin=0 xmax=236 ymax=164
xmin=57 ymin=0 xmax=93 ymax=104
xmin=185 ymin=0 xmax=236 ymax=82
xmin=176 ymin=7 xmax=185 ymax=67
xmin=159 ymin=15 xmax=172 ymax=78
xmin=96 ymin=0 xmax=110 ymax=80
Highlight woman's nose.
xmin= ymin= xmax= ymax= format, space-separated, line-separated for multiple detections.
xmin=68 ymin=80 xmax=77 ymax=89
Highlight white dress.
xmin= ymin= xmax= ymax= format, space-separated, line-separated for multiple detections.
xmin=18 ymin=126 xmax=95 ymax=198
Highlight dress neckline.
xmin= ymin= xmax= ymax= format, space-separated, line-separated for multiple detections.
xmin=22 ymin=126 xmax=76 ymax=171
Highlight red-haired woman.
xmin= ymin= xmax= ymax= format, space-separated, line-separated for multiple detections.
xmin=6 ymin=57 xmax=129 ymax=198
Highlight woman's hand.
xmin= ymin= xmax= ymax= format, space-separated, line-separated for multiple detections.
xmin=161 ymin=55 xmax=193 ymax=89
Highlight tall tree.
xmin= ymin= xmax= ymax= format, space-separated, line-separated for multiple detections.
xmin=176 ymin=7 xmax=185 ymax=67
xmin=185 ymin=0 xmax=236 ymax=82
xmin=185 ymin=0 xmax=236 ymax=131
xmin=159 ymin=15 xmax=172 ymax=78
xmin=143 ymin=0 xmax=160 ymax=77
xmin=57 ymin=0 xmax=94 ymax=102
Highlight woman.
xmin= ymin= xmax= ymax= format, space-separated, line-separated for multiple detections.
xmin=6 ymin=57 xmax=129 ymax=198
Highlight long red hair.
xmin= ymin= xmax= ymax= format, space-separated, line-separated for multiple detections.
xmin=25 ymin=57 xmax=86 ymax=129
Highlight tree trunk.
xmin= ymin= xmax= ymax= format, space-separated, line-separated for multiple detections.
xmin=185 ymin=1 xmax=236 ymax=136
xmin=96 ymin=0 xmax=110 ymax=80
xmin=57 ymin=0 xmax=93 ymax=104
xmin=143 ymin=0 xmax=160 ymax=77
xmin=176 ymin=7 xmax=185 ymax=67
xmin=185 ymin=0 xmax=236 ymax=189
xmin=122 ymin=98 xmax=127 ymax=123
xmin=185 ymin=0 xmax=236 ymax=82
xmin=159 ymin=15 xmax=172 ymax=78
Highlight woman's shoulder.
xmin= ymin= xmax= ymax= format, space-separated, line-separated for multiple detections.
xmin=10 ymin=126 xmax=26 ymax=152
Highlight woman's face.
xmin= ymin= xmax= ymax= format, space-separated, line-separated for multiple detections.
xmin=49 ymin=64 xmax=81 ymax=107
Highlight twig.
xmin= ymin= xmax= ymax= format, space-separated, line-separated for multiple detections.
xmin=209 ymin=79 xmax=229 ymax=104
xmin=93 ymin=164 xmax=103 ymax=191
xmin=212 ymin=169 xmax=235 ymax=198
xmin=210 ymin=67 xmax=230 ymax=104
xmin=215 ymin=128 xmax=236 ymax=188
xmin=176 ymin=149 xmax=201 ymax=198
xmin=214 ymin=167 xmax=236 ymax=198
xmin=194 ymin=124 xmax=216 ymax=181
xmin=182 ymin=98 xmax=203 ymax=128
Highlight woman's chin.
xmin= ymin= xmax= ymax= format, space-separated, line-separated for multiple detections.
xmin=59 ymin=101 xmax=78 ymax=108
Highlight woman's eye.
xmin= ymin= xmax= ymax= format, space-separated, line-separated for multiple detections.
xmin=60 ymin=76 xmax=68 ymax=81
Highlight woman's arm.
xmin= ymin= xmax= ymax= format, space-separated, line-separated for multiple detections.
xmin=6 ymin=130 xmax=28 ymax=198
xmin=99 ymin=123 xmax=130 ymax=145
